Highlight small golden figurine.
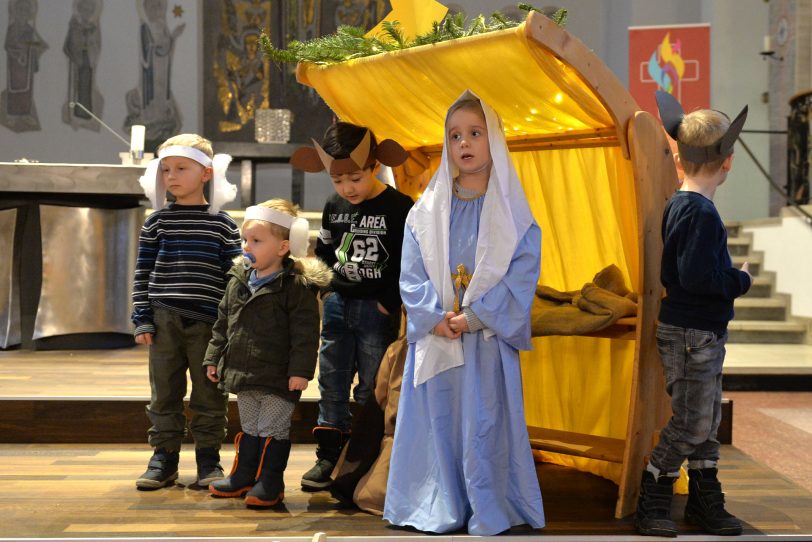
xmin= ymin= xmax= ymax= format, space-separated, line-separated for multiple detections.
xmin=451 ymin=263 xmax=472 ymax=313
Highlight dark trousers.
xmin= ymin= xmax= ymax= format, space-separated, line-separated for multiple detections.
xmin=146 ymin=307 xmax=228 ymax=451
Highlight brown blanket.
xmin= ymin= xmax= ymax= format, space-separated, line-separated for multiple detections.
xmin=531 ymin=264 xmax=638 ymax=336
xmin=330 ymin=334 xmax=407 ymax=515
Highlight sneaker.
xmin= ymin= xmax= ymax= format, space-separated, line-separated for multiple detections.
xmin=301 ymin=458 xmax=336 ymax=490
xmin=136 ymin=448 xmax=179 ymax=490
xmin=196 ymin=447 xmax=225 ymax=486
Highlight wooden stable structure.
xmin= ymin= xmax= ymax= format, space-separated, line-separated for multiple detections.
xmin=296 ymin=12 xmax=679 ymax=518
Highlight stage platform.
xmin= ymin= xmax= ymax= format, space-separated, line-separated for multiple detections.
xmin=0 ymin=443 xmax=810 ymax=540
xmin=0 ymin=347 xmax=333 ymax=444
xmin=2 ymin=347 xmax=812 ymax=539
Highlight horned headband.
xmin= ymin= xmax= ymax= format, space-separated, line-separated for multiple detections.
xmin=655 ymin=90 xmax=748 ymax=164
xmin=244 ymin=206 xmax=310 ymax=259
xmin=289 ymin=129 xmax=408 ymax=175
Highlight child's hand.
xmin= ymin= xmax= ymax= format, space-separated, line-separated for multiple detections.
xmin=289 ymin=376 xmax=308 ymax=391
xmin=448 ymin=313 xmax=470 ymax=334
xmin=433 ymin=312 xmax=461 ymax=339
xmin=741 ymin=261 xmax=753 ymax=281
xmin=206 ymin=365 xmax=219 ymax=383
xmin=135 ymin=332 xmax=154 ymax=346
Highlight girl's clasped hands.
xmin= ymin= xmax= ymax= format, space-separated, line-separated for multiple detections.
xmin=433 ymin=311 xmax=470 ymax=339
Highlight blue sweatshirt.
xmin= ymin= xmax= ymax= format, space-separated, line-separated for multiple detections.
xmin=659 ymin=191 xmax=751 ymax=336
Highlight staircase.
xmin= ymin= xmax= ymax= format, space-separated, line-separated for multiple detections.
xmin=726 ymin=221 xmax=807 ymax=343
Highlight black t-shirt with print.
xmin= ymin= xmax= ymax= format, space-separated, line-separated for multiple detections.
xmin=315 ymin=186 xmax=414 ymax=314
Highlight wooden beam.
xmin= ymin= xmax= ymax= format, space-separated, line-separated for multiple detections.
xmin=522 ymin=12 xmax=639 ymax=159
xmin=615 ymin=111 xmax=681 ymax=518
xmin=528 ymin=426 xmax=626 ymax=464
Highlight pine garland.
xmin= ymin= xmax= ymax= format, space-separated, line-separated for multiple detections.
xmin=260 ymin=3 xmax=568 ymax=66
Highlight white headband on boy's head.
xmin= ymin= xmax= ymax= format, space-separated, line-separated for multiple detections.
xmin=244 ymin=205 xmax=310 ymax=259
xmin=137 ymin=145 xmax=237 ymax=214
xmin=158 ymin=145 xmax=213 ymax=167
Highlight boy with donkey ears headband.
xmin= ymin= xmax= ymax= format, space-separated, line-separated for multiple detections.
xmin=290 ymin=123 xmax=413 ymax=490
xmin=635 ymin=91 xmax=751 ymax=537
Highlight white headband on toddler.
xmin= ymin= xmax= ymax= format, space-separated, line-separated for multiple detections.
xmin=137 ymin=145 xmax=237 ymax=214
xmin=244 ymin=205 xmax=310 ymax=259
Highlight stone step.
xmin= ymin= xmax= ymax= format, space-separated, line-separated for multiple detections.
xmin=743 ymin=274 xmax=775 ymax=298
xmin=733 ymin=297 xmax=788 ymax=321
xmin=731 ymin=254 xmax=761 ymax=276
xmin=727 ymin=320 xmax=807 ymax=344
xmin=727 ymin=236 xmax=752 ymax=256
xmin=725 ymin=221 xmax=742 ymax=238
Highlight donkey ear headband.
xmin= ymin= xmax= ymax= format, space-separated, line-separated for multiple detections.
xmin=655 ymin=90 xmax=748 ymax=164
xmin=290 ymin=129 xmax=408 ymax=174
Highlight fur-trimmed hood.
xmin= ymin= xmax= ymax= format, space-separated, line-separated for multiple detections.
xmin=292 ymin=256 xmax=333 ymax=289
xmin=229 ymin=255 xmax=333 ymax=290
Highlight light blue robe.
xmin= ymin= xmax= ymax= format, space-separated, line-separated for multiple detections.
xmin=384 ymin=191 xmax=545 ymax=536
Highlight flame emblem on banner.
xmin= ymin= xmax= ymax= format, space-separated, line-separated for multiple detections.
xmin=647 ymin=32 xmax=685 ymax=95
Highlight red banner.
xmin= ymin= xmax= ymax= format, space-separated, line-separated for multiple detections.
xmin=629 ymin=24 xmax=710 ymax=117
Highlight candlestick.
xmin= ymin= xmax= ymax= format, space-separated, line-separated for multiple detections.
xmin=130 ymin=125 xmax=145 ymax=160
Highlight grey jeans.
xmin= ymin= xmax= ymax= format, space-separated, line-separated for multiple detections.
xmin=146 ymin=307 xmax=228 ymax=451
xmin=649 ymin=322 xmax=727 ymax=474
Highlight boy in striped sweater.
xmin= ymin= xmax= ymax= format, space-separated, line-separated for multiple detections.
xmin=131 ymin=133 xmax=241 ymax=490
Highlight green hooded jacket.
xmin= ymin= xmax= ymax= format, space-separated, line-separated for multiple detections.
xmin=203 ymin=256 xmax=332 ymax=402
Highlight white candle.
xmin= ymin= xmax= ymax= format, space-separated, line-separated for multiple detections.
xmin=130 ymin=125 xmax=145 ymax=153
xmin=763 ymin=34 xmax=771 ymax=52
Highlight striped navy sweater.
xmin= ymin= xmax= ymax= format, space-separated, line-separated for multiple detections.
xmin=131 ymin=204 xmax=241 ymax=335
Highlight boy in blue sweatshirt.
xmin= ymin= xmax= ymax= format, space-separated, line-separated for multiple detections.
xmin=635 ymin=92 xmax=751 ymax=538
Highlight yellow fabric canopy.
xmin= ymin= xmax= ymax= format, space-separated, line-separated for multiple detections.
xmin=298 ymin=23 xmax=614 ymax=150
xmin=298 ymin=19 xmax=640 ymax=484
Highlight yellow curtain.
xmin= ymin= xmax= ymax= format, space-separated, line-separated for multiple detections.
xmin=513 ymin=146 xmax=638 ymax=484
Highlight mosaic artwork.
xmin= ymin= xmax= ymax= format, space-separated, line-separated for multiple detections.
xmin=1 ymin=0 xmax=49 ymax=132
xmin=202 ymin=0 xmax=391 ymax=144
xmin=123 ymin=0 xmax=186 ymax=150
xmin=63 ymin=0 xmax=104 ymax=131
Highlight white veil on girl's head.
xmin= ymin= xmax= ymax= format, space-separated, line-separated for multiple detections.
xmin=407 ymin=89 xmax=535 ymax=386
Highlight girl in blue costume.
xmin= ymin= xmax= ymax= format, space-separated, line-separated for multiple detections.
xmin=384 ymin=90 xmax=545 ymax=535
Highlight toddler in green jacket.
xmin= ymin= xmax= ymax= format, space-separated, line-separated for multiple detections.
xmin=203 ymin=198 xmax=331 ymax=507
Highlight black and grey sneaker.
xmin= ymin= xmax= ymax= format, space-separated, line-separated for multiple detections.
xmin=301 ymin=458 xmax=336 ymax=490
xmin=195 ymin=447 xmax=225 ymax=486
xmin=136 ymin=448 xmax=179 ymax=490
xmin=301 ymin=427 xmax=344 ymax=490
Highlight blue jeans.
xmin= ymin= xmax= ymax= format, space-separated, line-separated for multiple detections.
xmin=317 ymin=292 xmax=400 ymax=431
xmin=650 ymin=322 xmax=727 ymax=474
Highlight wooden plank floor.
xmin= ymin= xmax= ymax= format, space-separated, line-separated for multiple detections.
xmin=0 ymin=444 xmax=809 ymax=539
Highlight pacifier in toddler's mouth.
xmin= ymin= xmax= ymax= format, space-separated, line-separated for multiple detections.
xmin=242 ymin=251 xmax=256 ymax=270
